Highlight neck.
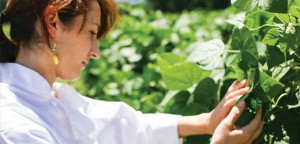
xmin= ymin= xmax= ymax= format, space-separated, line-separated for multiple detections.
xmin=16 ymin=43 xmax=57 ymax=87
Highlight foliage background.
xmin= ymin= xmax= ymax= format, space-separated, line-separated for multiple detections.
xmin=67 ymin=3 xmax=236 ymax=144
xmin=66 ymin=2 xmax=236 ymax=143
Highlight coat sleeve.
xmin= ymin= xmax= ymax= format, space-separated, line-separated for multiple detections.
xmin=83 ymin=96 xmax=182 ymax=144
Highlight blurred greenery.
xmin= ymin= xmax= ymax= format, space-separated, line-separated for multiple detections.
xmin=65 ymin=4 xmax=237 ymax=143
xmin=147 ymin=0 xmax=231 ymax=12
xmin=0 ymin=0 xmax=5 ymax=11
xmin=67 ymin=4 xmax=236 ymax=111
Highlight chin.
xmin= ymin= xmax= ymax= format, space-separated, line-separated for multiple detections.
xmin=57 ymin=71 xmax=81 ymax=82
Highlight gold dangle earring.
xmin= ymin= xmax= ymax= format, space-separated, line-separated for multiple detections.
xmin=52 ymin=43 xmax=59 ymax=65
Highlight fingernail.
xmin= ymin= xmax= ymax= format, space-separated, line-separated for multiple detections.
xmin=241 ymin=80 xmax=247 ymax=83
xmin=237 ymin=101 xmax=245 ymax=108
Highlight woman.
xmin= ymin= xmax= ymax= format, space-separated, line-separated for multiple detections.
xmin=0 ymin=0 xmax=263 ymax=143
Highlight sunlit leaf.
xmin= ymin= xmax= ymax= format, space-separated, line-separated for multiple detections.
xmin=186 ymin=39 xmax=225 ymax=70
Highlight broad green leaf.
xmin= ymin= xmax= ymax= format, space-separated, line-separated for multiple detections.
xmin=182 ymin=103 xmax=210 ymax=115
xmin=231 ymin=27 xmax=259 ymax=70
xmin=236 ymin=68 xmax=260 ymax=104
xmin=245 ymin=11 xmax=274 ymax=29
xmin=231 ymin=0 xmax=288 ymax=13
xmin=289 ymin=4 xmax=300 ymax=18
xmin=231 ymin=63 xmax=245 ymax=81
xmin=231 ymin=0 xmax=258 ymax=12
xmin=226 ymin=12 xmax=247 ymax=27
xmin=161 ymin=62 xmax=210 ymax=90
xmin=232 ymin=27 xmax=258 ymax=58
xmin=186 ymin=39 xmax=225 ymax=70
xmin=262 ymin=28 xmax=280 ymax=46
xmin=258 ymin=0 xmax=288 ymax=13
xmin=249 ymin=97 xmax=262 ymax=111
xmin=238 ymin=51 xmax=259 ymax=70
xmin=275 ymin=14 xmax=290 ymax=23
xmin=174 ymin=91 xmax=191 ymax=104
xmin=193 ymin=78 xmax=218 ymax=106
xmin=260 ymin=71 xmax=285 ymax=98
xmin=271 ymin=66 xmax=291 ymax=81
xmin=236 ymin=108 xmax=255 ymax=127
xmin=266 ymin=46 xmax=285 ymax=69
xmin=157 ymin=53 xmax=186 ymax=67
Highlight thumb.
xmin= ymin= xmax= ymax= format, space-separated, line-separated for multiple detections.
xmin=225 ymin=101 xmax=245 ymax=126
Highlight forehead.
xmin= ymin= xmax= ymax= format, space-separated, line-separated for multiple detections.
xmin=87 ymin=0 xmax=101 ymax=24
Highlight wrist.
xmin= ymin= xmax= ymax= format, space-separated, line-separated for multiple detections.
xmin=200 ymin=112 xmax=212 ymax=134
xmin=178 ymin=113 xmax=211 ymax=137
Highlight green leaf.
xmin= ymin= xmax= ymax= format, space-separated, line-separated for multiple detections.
xmin=231 ymin=27 xmax=260 ymax=92
xmin=186 ymin=39 xmax=225 ymax=70
xmin=275 ymin=14 xmax=290 ymax=23
xmin=245 ymin=11 xmax=274 ymax=29
xmin=250 ymin=97 xmax=262 ymax=111
xmin=193 ymin=78 xmax=218 ymax=106
xmin=231 ymin=0 xmax=258 ymax=12
xmin=231 ymin=63 xmax=246 ymax=81
xmin=231 ymin=0 xmax=288 ymax=13
xmin=262 ymin=28 xmax=280 ymax=46
xmin=236 ymin=108 xmax=255 ymax=127
xmin=231 ymin=27 xmax=259 ymax=71
xmin=174 ymin=91 xmax=191 ymax=104
xmin=258 ymin=0 xmax=288 ymax=13
xmin=157 ymin=53 xmax=186 ymax=68
xmin=236 ymin=68 xmax=260 ymax=103
xmin=182 ymin=103 xmax=210 ymax=115
xmin=260 ymin=71 xmax=285 ymax=98
xmin=238 ymin=51 xmax=259 ymax=70
xmin=161 ymin=62 xmax=210 ymax=90
xmin=289 ymin=3 xmax=300 ymax=18
xmin=266 ymin=46 xmax=285 ymax=69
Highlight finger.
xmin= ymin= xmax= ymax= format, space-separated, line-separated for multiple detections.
xmin=224 ymin=101 xmax=246 ymax=126
xmin=225 ymin=87 xmax=250 ymax=100
xmin=227 ymin=80 xmax=247 ymax=94
xmin=227 ymin=80 xmax=240 ymax=93
xmin=241 ymin=108 xmax=262 ymax=135
xmin=251 ymin=122 xmax=263 ymax=141
xmin=223 ymin=95 xmax=243 ymax=115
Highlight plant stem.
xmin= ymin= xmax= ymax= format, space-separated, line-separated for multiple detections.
xmin=272 ymin=93 xmax=288 ymax=109
xmin=250 ymin=24 xmax=275 ymax=31
xmin=225 ymin=49 xmax=240 ymax=54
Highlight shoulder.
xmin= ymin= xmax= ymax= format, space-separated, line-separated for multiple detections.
xmin=0 ymin=83 xmax=54 ymax=143
xmin=0 ymin=107 xmax=54 ymax=143
xmin=0 ymin=82 xmax=19 ymax=105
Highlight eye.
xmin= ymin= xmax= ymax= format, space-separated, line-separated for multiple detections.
xmin=90 ymin=31 xmax=98 ymax=38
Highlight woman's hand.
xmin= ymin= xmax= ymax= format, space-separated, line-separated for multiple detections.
xmin=178 ymin=80 xmax=250 ymax=137
xmin=207 ymin=80 xmax=249 ymax=134
xmin=211 ymin=101 xmax=263 ymax=144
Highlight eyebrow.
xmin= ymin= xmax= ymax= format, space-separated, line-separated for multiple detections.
xmin=91 ymin=18 xmax=100 ymax=30
xmin=94 ymin=23 xmax=100 ymax=31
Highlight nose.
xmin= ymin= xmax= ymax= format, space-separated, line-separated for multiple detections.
xmin=89 ymin=40 xmax=100 ymax=59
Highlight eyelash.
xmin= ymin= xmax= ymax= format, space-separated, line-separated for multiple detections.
xmin=90 ymin=31 xmax=98 ymax=38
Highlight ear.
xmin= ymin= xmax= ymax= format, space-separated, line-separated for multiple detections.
xmin=44 ymin=5 xmax=58 ymax=38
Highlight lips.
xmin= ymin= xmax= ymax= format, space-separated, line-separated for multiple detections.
xmin=82 ymin=61 xmax=87 ymax=66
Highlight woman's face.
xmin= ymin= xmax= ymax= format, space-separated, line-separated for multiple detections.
xmin=54 ymin=0 xmax=101 ymax=80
